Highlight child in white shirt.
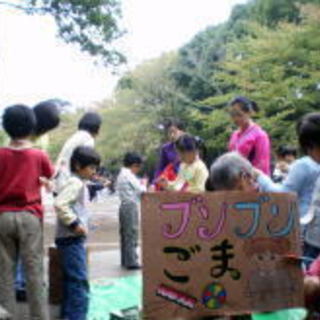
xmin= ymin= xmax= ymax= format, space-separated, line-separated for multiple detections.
xmin=116 ymin=152 xmax=147 ymax=270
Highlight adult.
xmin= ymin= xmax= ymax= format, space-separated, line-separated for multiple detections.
xmin=206 ymin=152 xmax=256 ymax=192
xmin=228 ymin=96 xmax=271 ymax=175
xmin=154 ymin=118 xmax=185 ymax=180
xmin=55 ymin=112 xmax=102 ymax=191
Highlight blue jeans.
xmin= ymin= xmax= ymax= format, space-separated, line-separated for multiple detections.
xmin=15 ymin=259 xmax=26 ymax=291
xmin=55 ymin=237 xmax=89 ymax=320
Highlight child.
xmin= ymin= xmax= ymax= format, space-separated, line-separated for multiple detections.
xmin=33 ymin=100 xmax=60 ymax=141
xmin=15 ymin=100 xmax=61 ymax=301
xmin=304 ymin=176 xmax=320 ymax=267
xmin=55 ymin=112 xmax=102 ymax=191
xmin=0 ymin=104 xmax=54 ymax=320
xmin=255 ymin=113 xmax=320 ymax=229
xmin=158 ymin=134 xmax=209 ymax=192
xmin=116 ymin=152 xmax=147 ymax=270
xmin=273 ymin=145 xmax=297 ymax=183
xmin=54 ymin=146 xmax=101 ymax=320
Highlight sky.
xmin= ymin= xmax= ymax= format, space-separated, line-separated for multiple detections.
xmin=0 ymin=0 xmax=247 ymax=109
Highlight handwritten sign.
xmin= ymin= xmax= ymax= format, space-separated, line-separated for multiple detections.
xmin=142 ymin=192 xmax=304 ymax=319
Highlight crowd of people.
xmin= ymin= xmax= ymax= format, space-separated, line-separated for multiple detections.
xmin=0 ymin=95 xmax=320 ymax=320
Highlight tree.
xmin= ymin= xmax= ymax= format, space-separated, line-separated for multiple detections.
xmin=250 ymin=0 xmax=302 ymax=26
xmin=116 ymin=52 xmax=186 ymax=120
xmin=250 ymin=0 xmax=320 ymax=27
xmin=47 ymin=0 xmax=320 ymax=174
xmin=0 ymin=0 xmax=125 ymax=67
xmin=195 ymin=4 xmax=320 ymax=156
xmin=171 ymin=2 xmax=253 ymax=103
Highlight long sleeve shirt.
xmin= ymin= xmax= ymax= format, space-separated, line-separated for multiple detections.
xmin=54 ymin=175 xmax=90 ymax=239
xmin=55 ymin=130 xmax=95 ymax=191
xmin=229 ymin=123 xmax=271 ymax=175
xmin=258 ymin=156 xmax=320 ymax=220
xmin=168 ymin=158 xmax=209 ymax=192
xmin=154 ymin=142 xmax=180 ymax=180
xmin=116 ymin=168 xmax=147 ymax=204
xmin=305 ymin=176 xmax=320 ymax=247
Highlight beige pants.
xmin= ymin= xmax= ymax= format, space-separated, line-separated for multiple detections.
xmin=0 ymin=211 xmax=49 ymax=320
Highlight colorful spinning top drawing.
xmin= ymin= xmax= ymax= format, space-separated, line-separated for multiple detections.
xmin=202 ymin=282 xmax=227 ymax=309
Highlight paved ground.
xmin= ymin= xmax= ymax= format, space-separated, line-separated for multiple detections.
xmin=14 ymin=193 xmax=141 ymax=319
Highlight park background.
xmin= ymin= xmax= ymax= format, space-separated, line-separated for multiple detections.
xmin=1 ymin=1 xmax=320 ymax=318
xmin=1 ymin=0 xmax=320 ymax=175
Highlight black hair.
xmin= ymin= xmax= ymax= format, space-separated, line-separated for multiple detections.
xmin=123 ymin=152 xmax=143 ymax=167
xmin=297 ymin=113 xmax=320 ymax=154
xmin=78 ymin=112 xmax=102 ymax=135
xmin=2 ymin=104 xmax=37 ymax=139
xmin=276 ymin=145 xmax=297 ymax=158
xmin=33 ymin=100 xmax=60 ymax=136
xmin=164 ymin=118 xmax=185 ymax=131
xmin=205 ymin=178 xmax=215 ymax=192
xmin=175 ymin=134 xmax=200 ymax=153
xmin=230 ymin=96 xmax=259 ymax=113
xmin=70 ymin=146 xmax=101 ymax=173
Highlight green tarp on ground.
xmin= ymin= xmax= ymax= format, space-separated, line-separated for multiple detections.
xmin=88 ymin=275 xmax=142 ymax=320
xmin=252 ymin=309 xmax=307 ymax=320
xmin=88 ymin=276 xmax=307 ymax=320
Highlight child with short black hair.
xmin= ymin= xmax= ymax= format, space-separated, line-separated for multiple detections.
xmin=14 ymin=100 xmax=61 ymax=301
xmin=54 ymin=146 xmax=101 ymax=320
xmin=116 ymin=152 xmax=147 ymax=270
xmin=256 ymin=113 xmax=320 ymax=232
xmin=158 ymin=134 xmax=209 ymax=192
xmin=33 ymin=100 xmax=60 ymax=138
xmin=0 ymin=104 xmax=54 ymax=320
xmin=273 ymin=145 xmax=297 ymax=182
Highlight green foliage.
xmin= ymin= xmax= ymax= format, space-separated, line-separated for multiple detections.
xmin=0 ymin=130 xmax=6 ymax=146
xmin=192 ymin=4 xmax=320 ymax=157
xmin=171 ymin=0 xmax=320 ymax=104
xmin=250 ymin=0 xmax=320 ymax=26
xmin=0 ymin=0 xmax=125 ymax=67
xmin=249 ymin=0 xmax=301 ymax=26
xmin=97 ymin=100 xmax=160 ymax=173
xmin=48 ymin=0 xmax=320 ymax=174
xmin=47 ymin=54 xmax=180 ymax=172
xmin=95 ymin=53 xmax=181 ymax=172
